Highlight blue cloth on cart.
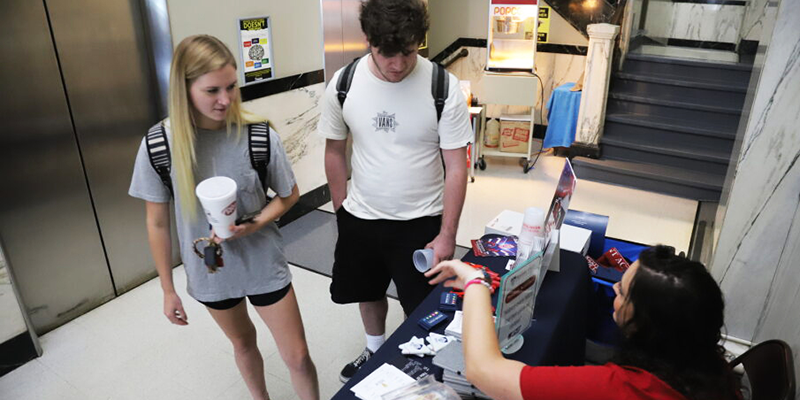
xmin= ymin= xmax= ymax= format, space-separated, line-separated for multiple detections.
xmin=543 ymin=82 xmax=582 ymax=149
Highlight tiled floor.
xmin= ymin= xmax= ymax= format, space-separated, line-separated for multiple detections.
xmin=0 ymin=151 xmax=697 ymax=399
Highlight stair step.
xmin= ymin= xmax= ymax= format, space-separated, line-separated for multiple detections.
xmin=614 ymin=72 xmax=747 ymax=93
xmin=572 ymin=157 xmax=724 ymax=201
xmin=605 ymin=113 xmax=735 ymax=139
xmin=624 ymin=53 xmax=752 ymax=83
xmin=611 ymin=74 xmax=745 ymax=110
xmin=626 ymin=52 xmax=753 ymax=71
xmin=601 ymin=137 xmax=730 ymax=163
xmin=604 ymin=113 xmax=735 ymax=153
xmin=601 ymin=137 xmax=730 ymax=175
xmin=607 ymin=94 xmax=742 ymax=132
xmin=608 ymin=92 xmax=742 ymax=115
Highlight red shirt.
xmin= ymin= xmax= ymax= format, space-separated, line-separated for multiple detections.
xmin=520 ymin=363 xmax=687 ymax=400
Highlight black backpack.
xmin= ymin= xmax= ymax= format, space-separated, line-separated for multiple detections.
xmin=335 ymin=57 xmax=450 ymax=121
xmin=145 ymin=121 xmax=271 ymax=199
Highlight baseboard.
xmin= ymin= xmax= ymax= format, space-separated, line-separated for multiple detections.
xmin=278 ymin=184 xmax=331 ymax=228
xmin=0 ymin=332 xmax=39 ymax=377
xmin=666 ymin=39 xmax=736 ymax=52
xmin=569 ymin=143 xmax=601 ymax=159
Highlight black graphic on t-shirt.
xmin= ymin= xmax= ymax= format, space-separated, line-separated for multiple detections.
xmin=372 ymin=111 xmax=399 ymax=133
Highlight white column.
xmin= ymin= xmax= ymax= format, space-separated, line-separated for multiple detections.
xmin=574 ymin=23 xmax=619 ymax=155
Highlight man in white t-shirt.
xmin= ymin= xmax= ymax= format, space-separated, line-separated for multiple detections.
xmin=317 ymin=0 xmax=472 ymax=383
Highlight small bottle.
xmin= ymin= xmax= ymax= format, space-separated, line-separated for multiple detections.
xmin=516 ymin=207 xmax=545 ymax=263
xmin=485 ymin=118 xmax=500 ymax=148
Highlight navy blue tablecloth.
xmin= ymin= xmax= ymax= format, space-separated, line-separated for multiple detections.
xmin=332 ymin=250 xmax=589 ymax=399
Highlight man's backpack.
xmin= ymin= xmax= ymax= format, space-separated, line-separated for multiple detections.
xmin=145 ymin=121 xmax=271 ymax=199
xmin=335 ymin=57 xmax=450 ymax=121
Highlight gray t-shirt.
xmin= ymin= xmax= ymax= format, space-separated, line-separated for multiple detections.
xmin=129 ymin=124 xmax=296 ymax=302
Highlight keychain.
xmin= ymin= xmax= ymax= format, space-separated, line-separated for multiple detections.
xmin=193 ymin=237 xmax=224 ymax=273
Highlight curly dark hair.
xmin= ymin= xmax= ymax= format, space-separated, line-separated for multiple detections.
xmin=360 ymin=0 xmax=429 ymax=56
xmin=613 ymin=245 xmax=739 ymax=400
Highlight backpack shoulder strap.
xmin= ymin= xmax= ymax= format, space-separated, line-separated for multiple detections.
xmin=145 ymin=122 xmax=173 ymax=198
xmin=248 ymin=122 xmax=271 ymax=195
xmin=431 ymin=62 xmax=450 ymax=122
xmin=336 ymin=57 xmax=362 ymax=107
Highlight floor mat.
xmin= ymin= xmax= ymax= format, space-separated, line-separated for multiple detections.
xmin=281 ymin=210 xmax=470 ymax=299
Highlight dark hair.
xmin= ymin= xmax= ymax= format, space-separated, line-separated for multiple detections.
xmin=614 ymin=245 xmax=738 ymax=400
xmin=360 ymin=0 xmax=429 ymax=56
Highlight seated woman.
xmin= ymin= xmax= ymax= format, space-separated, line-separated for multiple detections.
xmin=425 ymin=245 xmax=739 ymax=400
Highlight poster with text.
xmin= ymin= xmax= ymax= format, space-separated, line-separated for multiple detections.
xmin=495 ymin=252 xmax=543 ymax=349
xmin=238 ymin=16 xmax=274 ymax=85
xmin=537 ymin=6 xmax=550 ymax=43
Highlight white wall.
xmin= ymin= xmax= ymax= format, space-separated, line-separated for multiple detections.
xmin=167 ymin=0 xmax=323 ymax=82
xmin=429 ymin=0 xmax=587 ymax=57
xmin=166 ymin=0 xmax=327 ymax=195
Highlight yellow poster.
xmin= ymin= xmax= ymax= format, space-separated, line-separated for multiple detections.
xmin=537 ymin=6 xmax=551 ymax=43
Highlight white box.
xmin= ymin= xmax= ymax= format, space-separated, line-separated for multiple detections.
xmin=484 ymin=210 xmax=524 ymax=237
xmin=560 ymin=224 xmax=591 ymax=256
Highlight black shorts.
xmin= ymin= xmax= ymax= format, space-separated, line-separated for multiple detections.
xmin=199 ymin=283 xmax=292 ymax=311
xmin=330 ymin=207 xmax=441 ymax=315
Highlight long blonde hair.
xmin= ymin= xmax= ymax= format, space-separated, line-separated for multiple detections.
xmin=168 ymin=35 xmax=264 ymax=219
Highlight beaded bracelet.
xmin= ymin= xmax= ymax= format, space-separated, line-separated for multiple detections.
xmin=464 ymin=278 xmax=493 ymax=294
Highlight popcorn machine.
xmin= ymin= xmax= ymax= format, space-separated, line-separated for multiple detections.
xmin=486 ymin=0 xmax=539 ymax=72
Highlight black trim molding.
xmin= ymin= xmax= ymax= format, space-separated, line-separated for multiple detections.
xmin=671 ymin=0 xmax=746 ymax=4
xmin=568 ymin=143 xmax=601 ymax=159
xmin=0 ymin=332 xmax=38 ymax=377
xmin=241 ymin=69 xmax=325 ymax=102
xmin=738 ymin=40 xmax=758 ymax=55
xmin=667 ymin=39 xmax=736 ymax=52
xmin=431 ymin=38 xmax=587 ymax=64
xmin=278 ymin=184 xmax=331 ymax=228
xmin=538 ymin=44 xmax=588 ymax=55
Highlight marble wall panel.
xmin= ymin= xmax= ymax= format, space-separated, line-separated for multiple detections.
xmin=741 ymin=0 xmax=774 ymax=42
xmin=710 ymin=0 xmax=800 ymax=355
xmin=243 ymin=83 xmax=327 ymax=195
xmin=669 ymin=4 xmax=744 ymax=44
xmin=445 ymin=47 xmax=585 ymax=124
xmin=644 ymin=1 xmax=675 ymax=43
xmin=0 ymin=249 xmax=27 ymax=343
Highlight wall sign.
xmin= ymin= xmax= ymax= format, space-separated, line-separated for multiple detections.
xmin=538 ymin=6 xmax=551 ymax=43
xmin=238 ymin=16 xmax=275 ymax=85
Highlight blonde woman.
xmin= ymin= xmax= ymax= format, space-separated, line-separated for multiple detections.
xmin=129 ymin=35 xmax=319 ymax=400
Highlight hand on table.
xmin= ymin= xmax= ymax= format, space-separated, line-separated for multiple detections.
xmin=425 ymin=260 xmax=485 ymax=290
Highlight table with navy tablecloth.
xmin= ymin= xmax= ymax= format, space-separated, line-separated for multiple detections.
xmin=543 ymin=82 xmax=582 ymax=149
xmin=331 ymin=249 xmax=590 ymax=399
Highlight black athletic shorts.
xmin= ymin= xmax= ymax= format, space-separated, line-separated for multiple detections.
xmin=330 ymin=207 xmax=441 ymax=316
xmin=199 ymin=283 xmax=292 ymax=311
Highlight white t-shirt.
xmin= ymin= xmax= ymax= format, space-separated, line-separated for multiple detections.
xmin=318 ymin=55 xmax=473 ymax=220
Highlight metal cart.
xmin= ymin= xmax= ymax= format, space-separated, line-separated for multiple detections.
xmin=476 ymin=71 xmax=540 ymax=173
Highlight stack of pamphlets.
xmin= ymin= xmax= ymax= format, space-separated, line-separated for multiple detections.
xmin=432 ymin=341 xmax=490 ymax=399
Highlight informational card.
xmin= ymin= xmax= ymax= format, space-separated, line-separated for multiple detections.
xmin=237 ymin=16 xmax=275 ymax=85
xmin=495 ymin=251 xmax=543 ymax=350
xmin=350 ymin=363 xmax=415 ymax=400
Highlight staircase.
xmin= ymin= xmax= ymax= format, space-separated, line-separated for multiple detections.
xmin=571 ymin=52 xmax=752 ymax=201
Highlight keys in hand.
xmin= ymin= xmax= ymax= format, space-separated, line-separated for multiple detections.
xmin=193 ymin=237 xmax=224 ymax=273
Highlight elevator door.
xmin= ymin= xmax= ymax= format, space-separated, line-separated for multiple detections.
xmin=0 ymin=0 xmax=166 ymax=333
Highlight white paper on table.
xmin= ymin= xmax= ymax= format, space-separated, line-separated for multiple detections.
xmin=350 ymin=363 xmax=415 ymax=400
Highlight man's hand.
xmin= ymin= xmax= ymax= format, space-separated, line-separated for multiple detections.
xmin=425 ymin=232 xmax=456 ymax=266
